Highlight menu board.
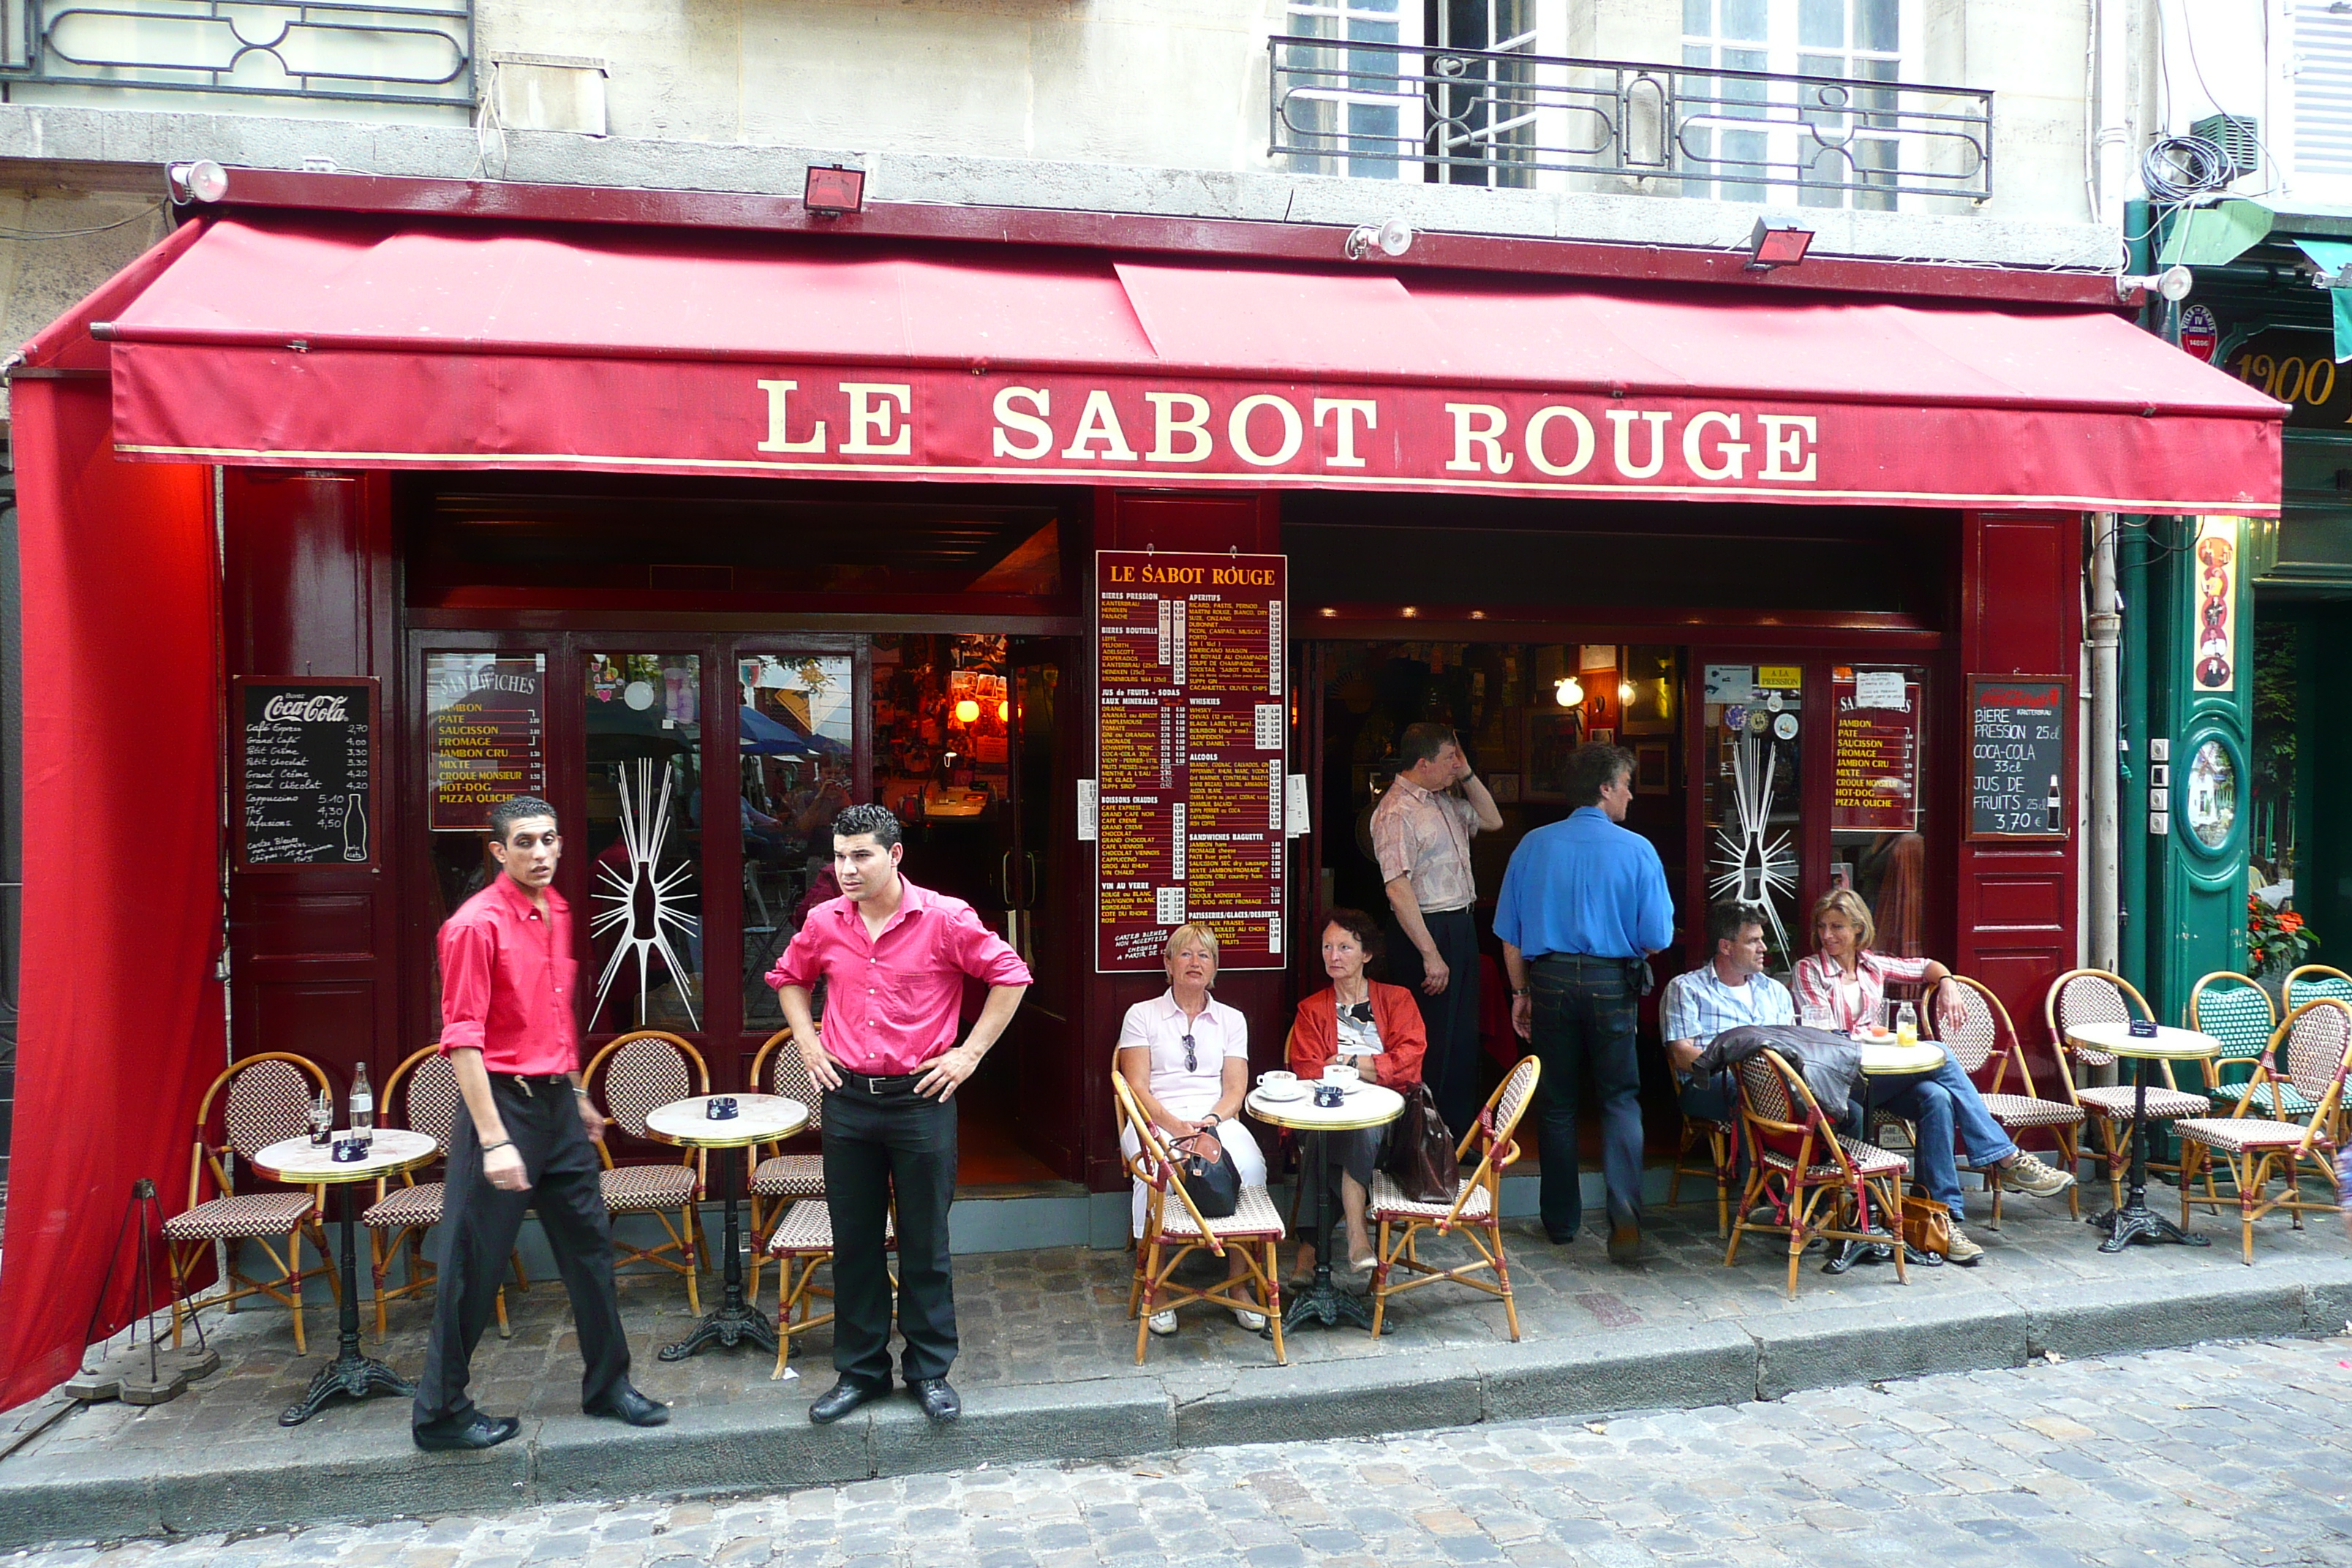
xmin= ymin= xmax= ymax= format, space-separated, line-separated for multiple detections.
xmin=1096 ymin=551 xmax=1287 ymax=972
xmin=1967 ymin=676 xmax=2070 ymax=842
xmin=233 ymin=676 xmax=377 ymax=870
xmin=1830 ymin=668 xmax=1921 ymax=832
xmin=426 ymin=653 xmax=548 ymax=832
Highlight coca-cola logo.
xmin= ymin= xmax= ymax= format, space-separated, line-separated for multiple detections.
xmin=263 ymin=693 xmax=350 ymax=723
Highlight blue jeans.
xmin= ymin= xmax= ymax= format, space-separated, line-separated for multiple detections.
xmin=1863 ymin=1057 xmax=2019 ymax=1223
xmin=1529 ymin=954 xmax=1644 ymax=1239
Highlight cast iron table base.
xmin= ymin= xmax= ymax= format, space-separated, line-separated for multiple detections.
xmin=2089 ymin=1055 xmax=2208 ymax=1253
xmin=1282 ymin=1125 xmax=1387 ymax=1335
xmin=660 ymin=1143 xmax=778 ymax=1360
xmin=279 ymin=1180 xmax=412 ymax=1425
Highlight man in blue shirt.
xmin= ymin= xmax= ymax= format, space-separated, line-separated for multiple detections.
xmin=1496 ymin=743 xmax=1675 ymax=1262
xmin=1661 ymin=901 xmax=1795 ymax=1117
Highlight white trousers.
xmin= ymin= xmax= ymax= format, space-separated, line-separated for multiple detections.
xmin=1121 ymin=1117 xmax=1266 ymax=1239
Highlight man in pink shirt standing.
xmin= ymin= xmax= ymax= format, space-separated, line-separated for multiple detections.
xmin=770 ymin=804 xmax=1031 ymax=1425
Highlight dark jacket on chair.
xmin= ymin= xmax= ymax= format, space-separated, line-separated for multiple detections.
xmin=1692 ymin=1025 xmax=1864 ymax=1122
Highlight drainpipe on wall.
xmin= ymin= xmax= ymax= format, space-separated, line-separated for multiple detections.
xmin=2089 ymin=513 xmax=2122 ymax=971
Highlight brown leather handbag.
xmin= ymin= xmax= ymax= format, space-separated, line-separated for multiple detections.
xmin=1383 ymin=1082 xmax=1458 ymax=1204
xmin=1900 ymin=1194 xmax=1953 ymax=1258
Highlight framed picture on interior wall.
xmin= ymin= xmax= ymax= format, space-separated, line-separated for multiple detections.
xmin=1588 ymin=727 xmax=1616 ymax=747
xmin=1522 ymin=710 xmax=1582 ymax=802
xmin=1634 ymin=742 xmax=1670 ymax=795
xmin=1621 ymin=645 xmax=1678 ymax=735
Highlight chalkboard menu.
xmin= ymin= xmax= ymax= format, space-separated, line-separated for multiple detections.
xmin=1831 ymin=668 xmax=1921 ymax=832
xmin=425 ymin=653 xmax=547 ymax=831
xmin=235 ymin=676 xmax=379 ymax=870
xmin=1967 ymin=676 xmax=2069 ymax=842
xmin=1094 ymin=550 xmax=1288 ymax=973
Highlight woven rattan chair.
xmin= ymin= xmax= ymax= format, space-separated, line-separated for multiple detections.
xmin=584 ymin=1029 xmax=708 ymax=1314
xmin=764 ymin=1197 xmax=895 ymax=1378
xmin=2187 ymin=971 xmax=2299 ymax=1121
xmin=1113 ymin=1072 xmax=1286 ymax=1365
xmin=2286 ymin=965 xmax=2352 ymax=1011
xmin=2046 ymin=968 xmax=2206 ymax=1211
xmin=361 ymin=1045 xmax=530 ymax=1339
xmin=747 ymin=1025 xmax=826 ymax=1307
xmin=1931 ymin=975 xmax=2087 ymax=1226
xmin=1368 ymin=1055 xmax=1539 ymax=1340
xmin=1665 ymin=1104 xmax=1738 ymax=1238
xmin=164 ymin=1053 xmax=339 ymax=1354
xmin=1725 ymin=1048 xmax=1911 ymax=1299
xmin=2175 ymin=998 xmax=2352 ymax=1263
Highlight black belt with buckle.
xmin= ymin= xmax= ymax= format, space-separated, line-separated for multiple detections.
xmin=491 ymin=1071 xmax=573 ymax=1093
xmin=834 ymin=1067 xmax=922 ymax=1096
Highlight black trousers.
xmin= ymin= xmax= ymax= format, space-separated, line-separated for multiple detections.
xmin=1529 ymin=954 xmax=1646 ymax=1240
xmin=413 ymin=1074 xmax=630 ymax=1429
xmin=822 ymin=1080 xmax=957 ymax=1387
xmin=1386 ymin=905 xmax=1483 ymax=1139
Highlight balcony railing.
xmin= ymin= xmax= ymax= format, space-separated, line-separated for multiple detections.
xmin=0 ymin=1 xmax=472 ymax=108
xmin=1268 ymin=34 xmax=1993 ymax=206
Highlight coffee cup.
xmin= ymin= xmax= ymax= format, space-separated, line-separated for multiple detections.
xmin=1258 ymin=1070 xmax=1297 ymax=1092
xmin=1322 ymin=1063 xmax=1360 ymax=1086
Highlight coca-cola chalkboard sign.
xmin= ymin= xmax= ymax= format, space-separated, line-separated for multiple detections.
xmin=234 ymin=676 xmax=380 ymax=870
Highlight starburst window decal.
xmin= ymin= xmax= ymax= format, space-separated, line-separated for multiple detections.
xmin=1708 ymin=732 xmax=1798 ymax=957
xmin=589 ymin=758 xmax=700 ymax=1030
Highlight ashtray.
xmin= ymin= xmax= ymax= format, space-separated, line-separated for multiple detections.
xmin=706 ymin=1096 xmax=740 ymax=1120
xmin=2127 ymin=1019 xmax=2160 ymax=1039
xmin=331 ymin=1135 xmax=369 ymax=1164
xmin=1312 ymin=1083 xmax=1346 ymax=1109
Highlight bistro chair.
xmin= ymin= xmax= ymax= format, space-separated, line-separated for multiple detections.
xmin=163 ymin=1053 xmax=339 ymax=1354
xmin=764 ymin=1196 xmax=896 ymax=1379
xmin=1368 ymin=1055 xmax=1539 ymax=1340
xmin=2286 ymin=964 xmax=2352 ymax=1012
xmin=1725 ymin=1049 xmax=1911 ymax=1299
xmin=1930 ymin=975 xmax=2087 ymax=1226
xmin=1112 ymin=1072 xmax=1286 ymax=1365
xmin=1665 ymin=1104 xmax=1738 ymax=1239
xmin=584 ymin=1029 xmax=709 ymax=1315
xmin=2174 ymin=999 xmax=2352 ymax=1264
xmin=747 ymin=1025 xmax=827 ymax=1306
xmin=361 ymin=1044 xmax=530 ymax=1340
xmin=2046 ymin=968 xmax=2207 ymax=1212
xmin=2187 ymin=971 xmax=2299 ymax=1122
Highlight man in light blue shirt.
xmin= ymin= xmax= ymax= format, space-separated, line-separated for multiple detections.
xmin=1661 ymin=902 xmax=1795 ymax=1128
xmin=1496 ymin=743 xmax=1675 ymax=1262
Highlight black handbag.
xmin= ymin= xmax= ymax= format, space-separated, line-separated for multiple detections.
xmin=1172 ymin=1130 xmax=1243 ymax=1218
xmin=1383 ymin=1082 xmax=1458 ymax=1204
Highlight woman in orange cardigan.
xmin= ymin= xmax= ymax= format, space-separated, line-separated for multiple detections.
xmin=1289 ymin=908 xmax=1428 ymax=1276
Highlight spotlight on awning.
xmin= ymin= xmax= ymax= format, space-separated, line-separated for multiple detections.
xmin=166 ymin=160 xmax=230 ymax=205
xmin=1345 ymin=217 xmax=1414 ymax=261
xmin=1744 ymin=218 xmax=1814 ymax=272
xmin=2117 ymin=265 xmax=2195 ymax=304
xmin=804 ymin=164 xmax=867 ymax=219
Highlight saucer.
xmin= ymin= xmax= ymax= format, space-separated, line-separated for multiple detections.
xmin=1256 ymin=1082 xmax=1309 ymax=1102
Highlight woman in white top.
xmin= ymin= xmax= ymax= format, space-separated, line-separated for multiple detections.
xmin=1116 ymin=922 xmax=1270 ymax=1337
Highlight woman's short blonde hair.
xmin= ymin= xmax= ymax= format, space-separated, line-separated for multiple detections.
xmin=1163 ymin=922 xmax=1221 ymax=966
xmin=1810 ymin=888 xmax=1877 ymax=954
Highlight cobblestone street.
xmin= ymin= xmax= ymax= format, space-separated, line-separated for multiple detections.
xmin=8 ymin=1334 xmax=2352 ymax=1567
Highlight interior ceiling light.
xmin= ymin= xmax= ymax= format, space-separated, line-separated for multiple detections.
xmin=1745 ymin=217 xmax=1814 ymax=272
xmin=2117 ymin=265 xmax=2194 ymax=304
xmin=954 ymin=698 xmax=981 ymax=724
xmin=995 ymin=699 xmax=1010 ymax=723
xmin=1554 ymin=676 xmax=1584 ymax=709
xmin=166 ymin=159 xmax=229 ymax=204
xmin=1345 ymin=216 xmax=1414 ymax=261
xmin=804 ymin=163 xmax=867 ymax=219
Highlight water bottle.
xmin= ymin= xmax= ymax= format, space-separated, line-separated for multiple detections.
xmin=1895 ymin=1001 xmax=1919 ymax=1047
xmin=309 ymin=1086 xmax=333 ymax=1147
xmin=350 ymin=1061 xmax=374 ymax=1141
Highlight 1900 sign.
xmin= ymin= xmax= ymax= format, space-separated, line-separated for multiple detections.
xmin=235 ymin=676 xmax=380 ymax=870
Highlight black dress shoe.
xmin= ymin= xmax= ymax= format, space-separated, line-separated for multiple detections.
xmin=585 ymin=1384 xmax=670 ymax=1427
xmin=1607 ymin=1223 xmax=1641 ymax=1264
xmin=908 ymin=1377 xmax=962 ymax=1423
xmin=412 ymin=1413 xmax=521 ymax=1452
xmin=808 ymin=1377 xmax=887 ymax=1425
xmin=1545 ymin=1229 xmax=1577 ymax=1246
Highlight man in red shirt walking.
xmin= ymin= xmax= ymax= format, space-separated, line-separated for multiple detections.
xmin=412 ymin=795 xmax=668 ymax=1450
xmin=771 ymin=804 xmax=1031 ymax=1425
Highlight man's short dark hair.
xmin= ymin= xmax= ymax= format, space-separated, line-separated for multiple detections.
xmin=1396 ymin=723 xmax=1459 ymax=771
xmin=832 ymin=803 xmax=902 ymax=848
xmin=1706 ymin=901 xmax=1763 ymax=952
xmin=488 ymin=795 xmax=557 ymax=842
xmin=1563 ymin=742 xmax=1636 ymax=807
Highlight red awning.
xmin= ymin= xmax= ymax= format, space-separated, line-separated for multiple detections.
xmin=67 ymin=211 xmax=2281 ymax=513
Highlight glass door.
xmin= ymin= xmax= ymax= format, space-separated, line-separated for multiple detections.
xmin=734 ymin=648 xmax=862 ymax=1043
xmin=1697 ymin=657 xmax=1809 ymax=978
xmin=581 ymin=650 xmax=707 ymax=1036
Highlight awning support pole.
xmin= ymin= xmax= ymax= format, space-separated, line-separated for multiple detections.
xmin=2088 ymin=512 xmax=2122 ymax=971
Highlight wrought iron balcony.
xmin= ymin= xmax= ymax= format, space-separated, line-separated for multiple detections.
xmin=0 ymin=1 xmax=472 ymax=109
xmin=1268 ymin=34 xmax=1992 ymax=206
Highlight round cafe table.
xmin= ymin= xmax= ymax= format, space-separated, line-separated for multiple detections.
xmin=645 ymin=1093 xmax=810 ymax=1360
xmin=2066 ymin=1020 xmax=2218 ymax=1254
xmin=1246 ymin=1080 xmax=1404 ymax=1334
xmin=247 ymin=1128 xmax=438 ymax=1427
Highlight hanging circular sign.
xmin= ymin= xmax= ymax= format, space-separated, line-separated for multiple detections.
xmin=624 ymin=679 xmax=657 ymax=711
xmin=1746 ymin=709 xmax=1771 ymax=734
xmin=1774 ymin=712 xmax=1800 ymax=740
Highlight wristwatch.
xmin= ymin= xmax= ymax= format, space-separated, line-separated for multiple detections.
xmin=1201 ymin=1112 xmax=1221 ymax=1128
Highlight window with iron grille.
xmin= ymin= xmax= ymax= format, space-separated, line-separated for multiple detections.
xmin=1280 ymin=0 xmax=1547 ymax=187
xmin=1681 ymin=0 xmax=1910 ymax=209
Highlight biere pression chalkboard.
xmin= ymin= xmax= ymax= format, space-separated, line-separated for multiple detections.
xmin=1967 ymin=677 xmax=2069 ymax=842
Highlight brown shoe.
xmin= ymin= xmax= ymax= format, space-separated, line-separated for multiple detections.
xmin=1607 ymin=1223 xmax=1641 ymax=1264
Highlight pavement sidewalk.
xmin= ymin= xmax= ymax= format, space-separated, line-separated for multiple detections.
xmin=4 ymin=1195 xmax=2351 ymax=1550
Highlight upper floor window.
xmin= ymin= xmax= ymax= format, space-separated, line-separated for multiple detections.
xmin=1681 ymin=0 xmax=1912 ymax=210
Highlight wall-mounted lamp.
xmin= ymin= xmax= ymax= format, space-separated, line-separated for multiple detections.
xmin=1617 ymin=679 xmax=1635 ymax=704
xmin=804 ymin=163 xmax=867 ymax=219
xmin=1554 ymin=676 xmax=1584 ymax=709
xmin=1346 ymin=216 xmax=1414 ymax=260
xmin=167 ymin=159 xmax=230 ymax=204
xmin=2117 ymin=265 xmax=2193 ymax=304
xmin=995 ymin=699 xmax=1010 ymax=723
xmin=954 ymin=698 xmax=981 ymax=725
xmin=1745 ymin=218 xmax=1814 ymax=272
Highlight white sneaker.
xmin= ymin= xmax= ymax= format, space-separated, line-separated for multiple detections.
xmin=1232 ymin=1308 xmax=1268 ymax=1331
xmin=1146 ymin=1308 xmax=1178 ymax=1335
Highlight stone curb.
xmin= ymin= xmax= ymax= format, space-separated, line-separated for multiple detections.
xmin=7 ymin=1256 xmax=2352 ymax=1550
